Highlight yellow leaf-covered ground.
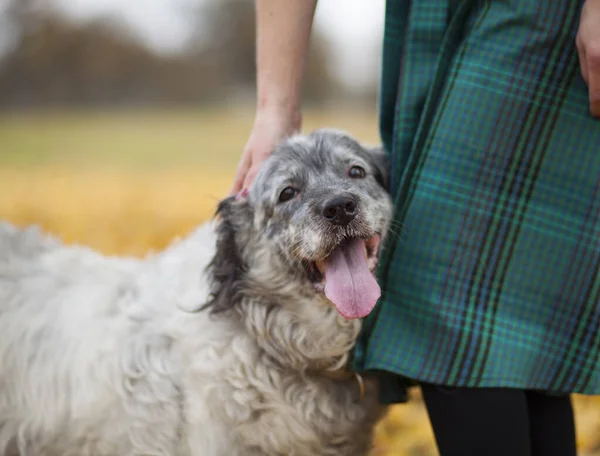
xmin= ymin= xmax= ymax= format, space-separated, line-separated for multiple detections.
xmin=1 ymin=168 xmax=599 ymax=456
xmin=0 ymin=110 xmax=598 ymax=455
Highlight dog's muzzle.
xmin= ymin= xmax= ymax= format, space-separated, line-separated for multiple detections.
xmin=321 ymin=196 xmax=358 ymax=226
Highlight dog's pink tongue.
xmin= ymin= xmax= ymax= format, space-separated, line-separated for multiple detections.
xmin=324 ymin=238 xmax=381 ymax=319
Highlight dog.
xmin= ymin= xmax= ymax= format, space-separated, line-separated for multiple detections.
xmin=0 ymin=129 xmax=393 ymax=456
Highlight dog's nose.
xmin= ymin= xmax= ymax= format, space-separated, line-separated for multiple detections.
xmin=322 ymin=196 xmax=357 ymax=226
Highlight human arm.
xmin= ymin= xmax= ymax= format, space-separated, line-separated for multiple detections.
xmin=229 ymin=0 xmax=318 ymax=195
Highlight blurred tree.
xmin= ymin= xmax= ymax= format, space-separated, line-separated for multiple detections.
xmin=184 ymin=0 xmax=335 ymax=104
xmin=0 ymin=0 xmax=336 ymax=108
xmin=0 ymin=12 xmax=217 ymax=107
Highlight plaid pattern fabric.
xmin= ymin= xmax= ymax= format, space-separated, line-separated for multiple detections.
xmin=353 ymin=0 xmax=600 ymax=404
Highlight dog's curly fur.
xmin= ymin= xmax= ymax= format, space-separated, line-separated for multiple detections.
xmin=0 ymin=129 xmax=393 ymax=456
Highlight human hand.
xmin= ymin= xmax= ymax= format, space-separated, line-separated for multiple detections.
xmin=577 ymin=0 xmax=600 ymax=117
xmin=229 ymin=108 xmax=302 ymax=196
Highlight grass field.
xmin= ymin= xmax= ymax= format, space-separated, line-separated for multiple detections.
xmin=1 ymin=108 xmax=599 ymax=455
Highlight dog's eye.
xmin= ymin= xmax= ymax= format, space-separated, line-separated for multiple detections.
xmin=278 ymin=187 xmax=298 ymax=203
xmin=348 ymin=166 xmax=366 ymax=179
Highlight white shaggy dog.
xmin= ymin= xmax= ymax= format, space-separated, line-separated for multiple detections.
xmin=0 ymin=130 xmax=393 ymax=456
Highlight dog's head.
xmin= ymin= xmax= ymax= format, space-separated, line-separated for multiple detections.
xmin=207 ymin=129 xmax=393 ymax=320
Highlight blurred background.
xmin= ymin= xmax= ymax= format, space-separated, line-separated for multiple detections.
xmin=0 ymin=0 xmax=598 ymax=454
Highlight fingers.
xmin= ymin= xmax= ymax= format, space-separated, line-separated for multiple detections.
xmin=229 ymin=170 xmax=247 ymax=197
xmin=586 ymin=42 xmax=600 ymax=117
xmin=229 ymin=150 xmax=266 ymax=197
xmin=242 ymin=166 xmax=260 ymax=193
xmin=229 ymin=152 xmax=251 ymax=196
xmin=577 ymin=35 xmax=589 ymax=85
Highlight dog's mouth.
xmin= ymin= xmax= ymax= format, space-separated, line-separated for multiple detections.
xmin=306 ymin=234 xmax=381 ymax=320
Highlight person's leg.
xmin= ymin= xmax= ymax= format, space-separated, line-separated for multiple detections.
xmin=420 ymin=383 xmax=531 ymax=456
xmin=525 ymin=391 xmax=577 ymax=456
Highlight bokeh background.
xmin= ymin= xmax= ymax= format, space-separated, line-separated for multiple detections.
xmin=0 ymin=0 xmax=599 ymax=454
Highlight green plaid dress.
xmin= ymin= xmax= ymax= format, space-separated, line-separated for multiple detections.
xmin=353 ymin=0 xmax=600 ymax=404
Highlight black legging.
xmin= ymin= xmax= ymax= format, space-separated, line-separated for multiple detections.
xmin=420 ymin=383 xmax=577 ymax=456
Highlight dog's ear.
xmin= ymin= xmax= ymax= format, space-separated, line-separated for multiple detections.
xmin=366 ymin=145 xmax=390 ymax=190
xmin=202 ymin=196 xmax=253 ymax=314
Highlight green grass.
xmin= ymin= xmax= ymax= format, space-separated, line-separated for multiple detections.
xmin=0 ymin=107 xmax=380 ymax=171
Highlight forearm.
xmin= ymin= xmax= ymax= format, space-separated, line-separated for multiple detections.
xmin=255 ymin=0 xmax=318 ymax=116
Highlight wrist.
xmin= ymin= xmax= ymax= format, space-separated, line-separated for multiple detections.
xmin=258 ymin=93 xmax=300 ymax=114
xmin=255 ymin=101 xmax=302 ymax=131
